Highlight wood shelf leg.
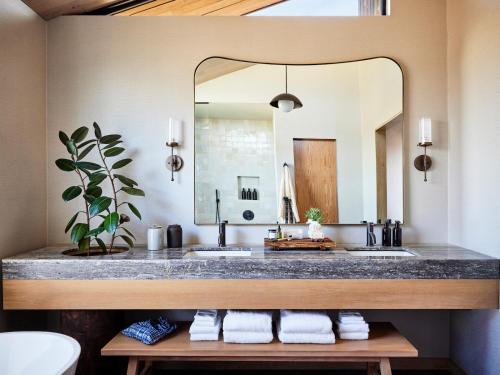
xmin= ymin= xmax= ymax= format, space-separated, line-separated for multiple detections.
xmin=127 ymin=357 xmax=140 ymax=375
xmin=367 ymin=362 xmax=378 ymax=375
xmin=379 ymin=358 xmax=392 ymax=375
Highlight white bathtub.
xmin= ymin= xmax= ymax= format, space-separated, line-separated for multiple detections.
xmin=0 ymin=331 xmax=81 ymax=375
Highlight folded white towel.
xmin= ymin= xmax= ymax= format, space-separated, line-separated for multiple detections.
xmin=339 ymin=332 xmax=369 ymax=340
xmin=279 ymin=310 xmax=332 ymax=334
xmin=338 ymin=312 xmax=364 ymax=323
xmin=278 ymin=322 xmax=335 ymax=344
xmin=223 ymin=330 xmax=273 ymax=344
xmin=190 ymin=316 xmax=221 ymax=335
xmin=190 ymin=332 xmax=220 ymax=341
xmin=193 ymin=309 xmax=219 ymax=327
xmin=223 ymin=310 xmax=273 ymax=333
xmin=337 ymin=322 xmax=370 ymax=333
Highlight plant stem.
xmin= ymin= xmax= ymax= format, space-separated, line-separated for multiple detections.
xmin=72 ymin=156 xmax=90 ymax=256
xmin=96 ymin=140 xmax=119 ymax=254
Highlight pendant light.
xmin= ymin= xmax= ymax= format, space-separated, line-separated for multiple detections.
xmin=270 ymin=65 xmax=303 ymax=113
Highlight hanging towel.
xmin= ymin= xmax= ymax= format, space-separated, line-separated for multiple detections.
xmin=277 ymin=322 xmax=335 ymax=344
xmin=189 ymin=316 xmax=222 ymax=335
xmin=190 ymin=332 xmax=220 ymax=341
xmin=278 ymin=164 xmax=300 ymax=223
xmin=223 ymin=331 xmax=274 ymax=344
xmin=223 ymin=310 xmax=273 ymax=333
xmin=339 ymin=332 xmax=369 ymax=340
xmin=122 ymin=317 xmax=176 ymax=345
xmin=337 ymin=322 xmax=370 ymax=333
xmin=279 ymin=310 xmax=333 ymax=334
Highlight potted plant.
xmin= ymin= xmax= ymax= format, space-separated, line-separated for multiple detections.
xmin=55 ymin=122 xmax=144 ymax=256
xmin=305 ymin=208 xmax=325 ymax=240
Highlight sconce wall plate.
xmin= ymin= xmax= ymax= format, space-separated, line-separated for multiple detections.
xmin=414 ymin=155 xmax=432 ymax=171
xmin=166 ymin=155 xmax=184 ymax=172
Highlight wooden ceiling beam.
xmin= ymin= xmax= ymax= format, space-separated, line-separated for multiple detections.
xmin=22 ymin=0 xmax=124 ymax=20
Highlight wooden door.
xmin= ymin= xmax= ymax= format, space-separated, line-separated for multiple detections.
xmin=293 ymin=139 xmax=338 ymax=224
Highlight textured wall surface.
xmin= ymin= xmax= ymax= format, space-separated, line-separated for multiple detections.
xmin=448 ymin=1 xmax=500 ymax=374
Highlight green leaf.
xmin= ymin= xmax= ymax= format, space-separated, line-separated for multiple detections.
xmin=77 ymin=144 xmax=96 ymax=161
xmin=78 ymin=237 xmax=90 ymax=252
xmin=64 ymin=212 xmax=79 ymax=233
xmin=85 ymin=185 xmax=102 ymax=198
xmin=55 ymin=159 xmax=76 ymax=172
xmin=114 ymin=174 xmax=137 ymax=187
xmin=93 ymin=122 xmax=102 ymax=139
xmin=121 ymin=227 xmax=136 ymax=240
xmin=88 ymin=173 xmax=107 ymax=187
xmin=119 ymin=235 xmax=134 ymax=248
xmin=103 ymin=212 xmax=119 ymax=233
xmin=100 ymin=134 xmax=121 ymax=144
xmin=62 ymin=186 xmax=82 ymax=201
xmin=71 ymin=223 xmax=89 ymax=243
xmin=127 ymin=203 xmax=142 ymax=220
xmin=59 ymin=131 xmax=69 ymax=146
xmin=112 ymin=158 xmax=132 ymax=169
xmin=77 ymin=139 xmax=96 ymax=149
xmin=83 ymin=194 xmax=96 ymax=203
xmin=95 ymin=237 xmax=107 ymax=253
xmin=103 ymin=140 xmax=122 ymax=149
xmin=104 ymin=147 xmax=125 ymax=157
xmin=122 ymin=187 xmax=145 ymax=196
xmin=65 ymin=140 xmax=78 ymax=156
xmin=71 ymin=127 xmax=89 ymax=143
xmin=85 ymin=227 xmax=104 ymax=238
xmin=89 ymin=196 xmax=112 ymax=217
xmin=75 ymin=161 xmax=101 ymax=171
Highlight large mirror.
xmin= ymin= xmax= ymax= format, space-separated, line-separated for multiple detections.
xmin=194 ymin=57 xmax=403 ymax=225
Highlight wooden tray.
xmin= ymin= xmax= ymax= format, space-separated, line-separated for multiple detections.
xmin=264 ymin=237 xmax=336 ymax=251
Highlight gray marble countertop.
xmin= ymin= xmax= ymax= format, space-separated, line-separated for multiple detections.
xmin=2 ymin=244 xmax=498 ymax=280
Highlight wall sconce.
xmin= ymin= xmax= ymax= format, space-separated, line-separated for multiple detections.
xmin=414 ymin=117 xmax=432 ymax=182
xmin=166 ymin=118 xmax=183 ymax=182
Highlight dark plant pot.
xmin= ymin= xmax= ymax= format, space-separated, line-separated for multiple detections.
xmin=60 ymin=310 xmax=126 ymax=375
xmin=62 ymin=246 xmax=129 ymax=257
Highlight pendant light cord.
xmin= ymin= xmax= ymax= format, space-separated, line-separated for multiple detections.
xmin=285 ymin=65 xmax=288 ymax=93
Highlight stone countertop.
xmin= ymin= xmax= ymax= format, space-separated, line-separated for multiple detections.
xmin=2 ymin=244 xmax=498 ymax=280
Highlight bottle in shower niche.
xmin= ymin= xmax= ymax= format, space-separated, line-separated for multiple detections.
xmin=247 ymin=188 xmax=252 ymax=200
xmin=382 ymin=219 xmax=392 ymax=246
xmin=393 ymin=221 xmax=402 ymax=247
xmin=241 ymin=188 xmax=247 ymax=200
xmin=252 ymin=189 xmax=258 ymax=200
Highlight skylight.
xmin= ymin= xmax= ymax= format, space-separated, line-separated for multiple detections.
xmin=247 ymin=0 xmax=388 ymax=17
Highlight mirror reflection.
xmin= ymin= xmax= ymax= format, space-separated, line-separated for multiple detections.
xmin=195 ymin=57 xmax=403 ymax=225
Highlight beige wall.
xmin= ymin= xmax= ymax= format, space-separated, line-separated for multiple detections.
xmin=0 ymin=0 xmax=47 ymax=329
xmin=447 ymin=0 xmax=500 ymax=374
xmin=47 ymin=0 xmax=448 ymax=246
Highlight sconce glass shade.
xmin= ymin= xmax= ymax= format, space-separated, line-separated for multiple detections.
xmin=167 ymin=118 xmax=182 ymax=146
xmin=270 ymin=93 xmax=303 ymax=112
xmin=419 ymin=117 xmax=432 ymax=145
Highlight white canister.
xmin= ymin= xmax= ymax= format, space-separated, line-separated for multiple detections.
xmin=147 ymin=225 xmax=164 ymax=251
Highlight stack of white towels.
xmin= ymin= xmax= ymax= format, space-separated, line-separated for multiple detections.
xmin=336 ymin=311 xmax=369 ymax=340
xmin=189 ymin=309 xmax=221 ymax=341
xmin=278 ymin=310 xmax=335 ymax=344
xmin=223 ymin=310 xmax=273 ymax=343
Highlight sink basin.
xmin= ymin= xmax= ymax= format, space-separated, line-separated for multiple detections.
xmin=188 ymin=246 xmax=252 ymax=257
xmin=348 ymin=250 xmax=415 ymax=257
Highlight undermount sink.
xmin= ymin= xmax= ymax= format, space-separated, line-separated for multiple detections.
xmin=188 ymin=246 xmax=253 ymax=257
xmin=345 ymin=247 xmax=415 ymax=257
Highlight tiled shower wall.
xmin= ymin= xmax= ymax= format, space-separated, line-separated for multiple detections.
xmin=195 ymin=118 xmax=277 ymax=224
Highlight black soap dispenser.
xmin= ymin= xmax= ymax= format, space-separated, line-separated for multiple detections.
xmin=393 ymin=220 xmax=402 ymax=247
xmin=246 ymin=188 xmax=252 ymax=199
xmin=241 ymin=188 xmax=247 ymax=200
xmin=382 ymin=219 xmax=392 ymax=246
xmin=252 ymin=188 xmax=258 ymax=200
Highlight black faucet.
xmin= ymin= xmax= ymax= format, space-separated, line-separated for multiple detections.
xmin=366 ymin=222 xmax=376 ymax=247
xmin=218 ymin=220 xmax=228 ymax=247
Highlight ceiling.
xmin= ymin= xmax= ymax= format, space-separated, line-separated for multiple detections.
xmin=23 ymin=0 xmax=286 ymax=20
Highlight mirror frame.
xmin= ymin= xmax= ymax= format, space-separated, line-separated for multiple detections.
xmin=193 ymin=56 xmax=405 ymax=226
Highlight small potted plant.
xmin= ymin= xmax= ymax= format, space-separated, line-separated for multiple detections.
xmin=305 ymin=208 xmax=325 ymax=240
xmin=55 ymin=122 xmax=144 ymax=256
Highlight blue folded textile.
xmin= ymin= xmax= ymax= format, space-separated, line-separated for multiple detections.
xmin=122 ymin=316 xmax=176 ymax=345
